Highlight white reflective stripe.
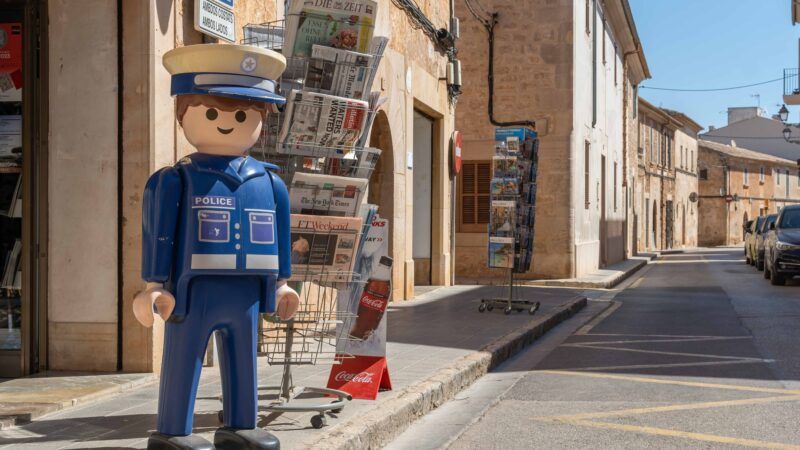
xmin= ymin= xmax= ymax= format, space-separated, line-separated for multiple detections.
xmin=191 ymin=254 xmax=236 ymax=270
xmin=194 ymin=74 xmax=275 ymax=92
xmin=246 ymin=254 xmax=280 ymax=270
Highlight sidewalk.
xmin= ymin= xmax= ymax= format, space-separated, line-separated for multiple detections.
xmin=524 ymin=254 xmax=656 ymax=289
xmin=0 ymin=285 xmax=586 ymax=450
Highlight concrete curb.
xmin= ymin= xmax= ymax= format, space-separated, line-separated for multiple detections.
xmin=0 ymin=374 xmax=156 ymax=430
xmin=298 ymin=296 xmax=587 ymax=450
xmin=523 ymin=258 xmax=649 ymax=289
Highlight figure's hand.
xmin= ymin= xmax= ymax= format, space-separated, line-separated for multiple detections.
xmin=132 ymin=283 xmax=176 ymax=328
xmin=275 ymin=279 xmax=300 ymax=321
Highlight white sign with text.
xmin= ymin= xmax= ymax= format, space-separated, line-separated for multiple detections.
xmin=195 ymin=0 xmax=236 ymax=43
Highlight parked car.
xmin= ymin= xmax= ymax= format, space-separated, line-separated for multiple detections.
xmin=764 ymin=205 xmax=800 ymax=286
xmin=744 ymin=217 xmax=765 ymax=265
xmin=755 ymin=214 xmax=778 ymax=271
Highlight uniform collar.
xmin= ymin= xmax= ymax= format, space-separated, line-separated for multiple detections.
xmin=185 ymin=152 xmax=271 ymax=184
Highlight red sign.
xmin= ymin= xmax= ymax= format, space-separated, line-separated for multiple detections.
xmin=327 ymin=355 xmax=392 ymax=400
xmin=0 ymin=23 xmax=22 ymax=75
xmin=725 ymin=195 xmax=734 ymax=203
xmin=452 ymin=130 xmax=462 ymax=175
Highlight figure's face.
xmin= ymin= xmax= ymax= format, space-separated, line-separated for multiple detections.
xmin=181 ymin=102 xmax=263 ymax=156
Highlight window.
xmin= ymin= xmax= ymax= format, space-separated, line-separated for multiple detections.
xmin=699 ymin=168 xmax=708 ymax=180
xmin=787 ymin=170 xmax=790 ymax=196
xmin=614 ymin=46 xmax=618 ymax=85
xmin=680 ymin=145 xmax=683 ymax=168
xmin=649 ymin=125 xmax=655 ymax=162
xmin=602 ymin=21 xmax=606 ymax=65
xmin=691 ymin=150 xmax=694 ymax=171
xmin=585 ymin=141 xmax=591 ymax=209
xmin=743 ymin=167 xmax=749 ymax=186
xmin=760 ymin=166 xmax=765 ymax=183
xmin=458 ymin=161 xmax=491 ymax=232
xmin=777 ymin=168 xmax=781 ymax=186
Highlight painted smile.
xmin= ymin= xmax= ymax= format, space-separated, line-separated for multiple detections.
xmin=217 ymin=127 xmax=234 ymax=135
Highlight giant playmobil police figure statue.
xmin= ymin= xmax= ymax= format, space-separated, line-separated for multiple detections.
xmin=132 ymin=44 xmax=300 ymax=450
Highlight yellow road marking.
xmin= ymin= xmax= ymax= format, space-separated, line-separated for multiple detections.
xmin=536 ymin=370 xmax=800 ymax=395
xmin=575 ymin=301 xmax=622 ymax=335
xmin=563 ymin=343 xmax=767 ymax=362
xmin=571 ymin=359 xmax=771 ymax=372
xmin=536 ymin=395 xmax=800 ymax=421
xmin=562 ymin=420 xmax=800 ymax=450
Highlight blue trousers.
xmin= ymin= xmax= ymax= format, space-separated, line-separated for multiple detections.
xmin=157 ymin=275 xmax=261 ymax=436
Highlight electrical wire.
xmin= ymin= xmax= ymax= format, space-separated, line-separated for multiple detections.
xmin=641 ymin=75 xmax=795 ymax=92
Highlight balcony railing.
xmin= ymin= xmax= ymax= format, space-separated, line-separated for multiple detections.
xmin=784 ymin=69 xmax=800 ymax=105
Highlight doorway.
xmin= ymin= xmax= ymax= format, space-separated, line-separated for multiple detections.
xmin=412 ymin=111 xmax=433 ymax=285
xmin=665 ymin=200 xmax=674 ymax=249
xmin=600 ymin=155 xmax=607 ymax=268
xmin=0 ymin=1 xmax=46 ymax=378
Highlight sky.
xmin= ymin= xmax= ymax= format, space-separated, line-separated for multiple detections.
xmin=629 ymin=0 xmax=799 ymax=131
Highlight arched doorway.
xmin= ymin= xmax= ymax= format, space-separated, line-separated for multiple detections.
xmin=368 ymin=111 xmax=394 ymax=260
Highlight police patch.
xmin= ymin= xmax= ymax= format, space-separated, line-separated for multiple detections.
xmin=192 ymin=196 xmax=235 ymax=209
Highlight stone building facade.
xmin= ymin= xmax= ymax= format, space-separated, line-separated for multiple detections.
xmin=697 ymin=139 xmax=800 ymax=246
xmin=633 ymin=99 xmax=700 ymax=252
xmin=454 ymin=0 xmax=649 ymax=281
xmin=7 ymin=0 xmax=456 ymax=377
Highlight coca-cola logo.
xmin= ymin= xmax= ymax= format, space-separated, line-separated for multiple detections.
xmin=361 ymin=295 xmax=387 ymax=311
xmin=334 ymin=370 xmax=375 ymax=384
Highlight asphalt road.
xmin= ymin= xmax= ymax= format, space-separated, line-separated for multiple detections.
xmin=386 ymin=247 xmax=800 ymax=450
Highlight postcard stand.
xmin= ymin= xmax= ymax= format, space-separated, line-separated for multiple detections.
xmin=213 ymin=21 xmax=387 ymax=429
xmin=480 ymin=128 xmax=541 ymax=315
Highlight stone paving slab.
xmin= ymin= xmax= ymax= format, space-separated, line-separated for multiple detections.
xmin=0 ymin=285 xmax=585 ymax=450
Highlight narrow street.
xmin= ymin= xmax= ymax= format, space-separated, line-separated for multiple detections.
xmin=387 ymin=248 xmax=800 ymax=449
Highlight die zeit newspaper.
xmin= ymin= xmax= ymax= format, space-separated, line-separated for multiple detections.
xmin=282 ymin=0 xmax=377 ymax=59
xmin=289 ymin=213 xmax=363 ymax=283
xmin=279 ymin=90 xmax=368 ymax=156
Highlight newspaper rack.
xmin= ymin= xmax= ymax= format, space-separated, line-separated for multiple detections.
xmin=231 ymin=17 xmax=387 ymax=429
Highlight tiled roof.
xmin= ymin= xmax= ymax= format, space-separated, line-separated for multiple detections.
xmin=698 ymin=139 xmax=797 ymax=166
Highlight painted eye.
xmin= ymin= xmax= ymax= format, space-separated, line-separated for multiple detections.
xmin=206 ymin=108 xmax=218 ymax=120
xmin=235 ymin=111 xmax=247 ymax=123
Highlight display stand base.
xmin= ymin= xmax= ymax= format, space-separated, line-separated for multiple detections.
xmin=327 ymin=355 xmax=392 ymax=400
xmin=479 ymin=268 xmax=541 ymax=315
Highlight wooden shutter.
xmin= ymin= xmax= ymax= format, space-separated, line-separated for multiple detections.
xmin=459 ymin=161 xmax=491 ymax=232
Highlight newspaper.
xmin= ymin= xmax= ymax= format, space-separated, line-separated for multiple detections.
xmin=487 ymin=236 xmax=514 ymax=269
xmin=283 ymin=0 xmax=378 ymax=59
xmin=306 ymin=45 xmax=375 ymax=99
xmin=290 ymin=214 xmax=363 ymax=282
xmin=290 ymin=172 xmax=368 ymax=217
xmin=279 ymin=90 xmax=369 ymax=156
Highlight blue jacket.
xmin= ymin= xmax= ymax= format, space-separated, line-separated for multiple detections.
xmin=141 ymin=153 xmax=291 ymax=317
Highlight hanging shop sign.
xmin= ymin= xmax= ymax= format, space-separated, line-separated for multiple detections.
xmin=194 ymin=0 xmax=236 ymax=43
xmin=452 ymin=130 xmax=462 ymax=175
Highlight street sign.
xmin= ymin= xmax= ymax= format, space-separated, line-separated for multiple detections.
xmin=195 ymin=0 xmax=236 ymax=43
xmin=725 ymin=194 xmax=734 ymax=203
xmin=451 ymin=130 xmax=462 ymax=175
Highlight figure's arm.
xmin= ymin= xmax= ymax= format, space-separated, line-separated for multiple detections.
xmin=134 ymin=167 xmax=182 ymax=327
xmin=269 ymin=170 xmax=292 ymax=281
xmin=142 ymin=167 xmax=183 ymax=282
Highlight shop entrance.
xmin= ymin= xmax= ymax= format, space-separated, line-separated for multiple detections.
xmin=412 ymin=111 xmax=433 ymax=286
xmin=0 ymin=1 xmax=46 ymax=378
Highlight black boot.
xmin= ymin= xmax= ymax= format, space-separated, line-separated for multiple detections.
xmin=214 ymin=427 xmax=280 ymax=450
xmin=147 ymin=432 xmax=214 ymax=450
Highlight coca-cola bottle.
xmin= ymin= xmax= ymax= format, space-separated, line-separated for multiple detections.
xmin=350 ymin=256 xmax=393 ymax=340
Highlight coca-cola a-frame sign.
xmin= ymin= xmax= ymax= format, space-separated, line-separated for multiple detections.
xmin=327 ymin=215 xmax=393 ymax=400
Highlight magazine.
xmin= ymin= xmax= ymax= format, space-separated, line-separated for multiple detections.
xmin=290 ymin=172 xmax=368 ymax=217
xmin=279 ymin=90 xmax=369 ymax=156
xmin=326 ymin=146 xmax=381 ymax=178
xmin=488 ymin=236 xmax=514 ymax=269
xmin=290 ymin=214 xmax=363 ymax=283
xmin=489 ymin=200 xmax=516 ymax=237
xmin=306 ymin=45 xmax=375 ymax=99
xmin=490 ymin=178 xmax=519 ymax=197
xmin=283 ymin=0 xmax=378 ymax=59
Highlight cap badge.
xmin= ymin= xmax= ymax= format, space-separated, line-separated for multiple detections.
xmin=241 ymin=55 xmax=257 ymax=73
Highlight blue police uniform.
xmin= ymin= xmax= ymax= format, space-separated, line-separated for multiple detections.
xmin=142 ymin=153 xmax=291 ymax=436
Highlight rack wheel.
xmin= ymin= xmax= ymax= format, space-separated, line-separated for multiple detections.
xmin=504 ymin=306 xmax=512 ymax=315
xmin=311 ymin=414 xmax=326 ymax=429
xmin=529 ymin=302 xmax=540 ymax=315
xmin=217 ymin=410 xmax=224 ymax=423
xmin=487 ymin=304 xmax=494 ymax=311
xmin=478 ymin=303 xmax=487 ymax=313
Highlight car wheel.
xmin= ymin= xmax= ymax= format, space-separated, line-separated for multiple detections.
xmin=746 ymin=255 xmax=752 ymax=265
xmin=770 ymin=267 xmax=786 ymax=286
xmin=764 ymin=260 xmax=771 ymax=279
xmin=757 ymin=256 xmax=764 ymax=271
